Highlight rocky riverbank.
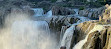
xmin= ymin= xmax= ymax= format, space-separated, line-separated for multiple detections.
xmin=0 ymin=0 xmax=111 ymax=49
xmin=69 ymin=4 xmax=111 ymax=49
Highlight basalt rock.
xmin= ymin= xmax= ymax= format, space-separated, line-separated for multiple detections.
xmin=52 ymin=6 xmax=75 ymax=15
xmin=49 ymin=16 xmax=79 ymax=32
xmin=79 ymin=6 xmax=105 ymax=19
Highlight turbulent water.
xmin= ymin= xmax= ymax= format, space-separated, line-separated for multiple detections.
xmin=10 ymin=21 xmax=58 ymax=49
xmin=0 ymin=7 xmax=101 ymax=49
xmin=0 ymin=8 xmax=59 ymax=49
xmin=31 ymin=8 xmax=52 ymax=17
xmin=31 ymin=8 xmax=44 ymax=17
xmin=0 ymin=20 xmax=58 ymax=49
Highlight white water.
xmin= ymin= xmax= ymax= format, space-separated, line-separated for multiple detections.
xmin=73 ymin=25 xmax=104 ymax=49
xmin=0 ymin=20 xmax=59 ymax=49
xmin=60 ymin=9 xmax=90 ymax=49
xmin=10 ymin=21 xmax=57 ymax=49
xmin=44 ymin=10 xmax=52 ymax=17
xmin=31 ymin=8 xmax=52 ymax=17
xmin=31 ymin=8 xmax=44 ymax=17
xmin=60 ymin=25 xmax=74 ymax=49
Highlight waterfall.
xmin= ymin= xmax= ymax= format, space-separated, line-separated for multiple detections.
xmin=31 ymin=8 xmax=52 ymax=17
xmin=10 ymin=21 xmax=58 ymax=49
xmin=60 ymin=9 xmax=90 ymax=49
xmin=60 ymin=25 xmax=75 ymax=49
xmin=0 ymin=20 xmax=58 ymax=49
xmin=44 ymin=10 xmax=52 ymax=17
xmin=31 ymin=8 xmax=44 ymax=17
xmin=73 ymin=25 xmax=104 ymax=49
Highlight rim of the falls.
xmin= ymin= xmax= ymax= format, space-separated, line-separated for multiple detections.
xmin=73 ymin=25 xmax=105 ymax=49
xmin=31 ymin=8 xmax=52 ymax=17
xmin=12 ymin=21 xmax=50 ymax=33
xmin=31 ymin=8 xmax=44 ymax=17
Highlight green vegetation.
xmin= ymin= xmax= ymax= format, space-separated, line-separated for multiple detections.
xmin=79 ymin=6 xmax=85 ymax=10
xmin=51 ymin=0 xmax=57 ymax=2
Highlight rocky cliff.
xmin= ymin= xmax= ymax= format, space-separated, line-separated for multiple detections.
xmin=70 ymin=4 xmax=111 ymax=49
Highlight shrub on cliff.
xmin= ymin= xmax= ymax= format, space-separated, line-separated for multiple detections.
xmin=79 ymin=6 xmax=84 ymax=10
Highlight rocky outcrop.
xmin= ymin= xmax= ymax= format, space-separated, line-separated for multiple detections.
xmin=52 ymin=6 xmax=75 ymax=15
xmin=48 ymin=16 xmax=79 ymax=42
xmin=70 ymin=5 xmax=111 ymax=49
xmin=99 ymin=4 xmax=111 ymax=24
xmin=70 ymin=20 xmax=111 ymax=49
xmin=49 ymin=16 xmax=79 ymax=32
xmin=82 ymin=26 xmax=111 ymax=49
xmin=79 ymin=6 xmax=105 ymax=19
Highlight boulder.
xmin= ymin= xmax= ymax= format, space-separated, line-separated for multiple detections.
xmin=52 ymin=6 xmax=75 ymax=15
xmin=49 ymin=16 xmax=79 ymax=32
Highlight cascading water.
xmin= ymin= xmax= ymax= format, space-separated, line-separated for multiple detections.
xmin=0 ymin=20 xmax=59 ymax=49
xmin=31 ymin=8 xmax=52 ymax=17
xmin=0 ymin=7 xmax=59 ymax=49
xmin=10 ymin=21 xmax=57 ymax=49
xmin=44 ymin=10 xmax=52 ymax=17
xmin=73 ymin=9 xmax=90 ymax=23
xmin=60 ymin=24 xmax=77 ymax=49
xmin=31 ymin=8 xmax=44 ymax=17
xmin=60 ymin=9 xmax=90 ymax=49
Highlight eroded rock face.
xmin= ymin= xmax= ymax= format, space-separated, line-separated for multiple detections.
xmin=82 ymin=26 xmax=111 ymax=49
xmin=52 ymin=6 xmax=75 ymax=15
xmin=103 ymin=27 xmax=111 ymax=49
xmin=70 ymin=21 xmax=96 ymax=49
xmin=49 ymin=16 xmax=79 ymax=32
xmin=70 ymin=20 xmax=111 ymax=49
xmin=79 ymin=6 xmax=105 ymax=19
